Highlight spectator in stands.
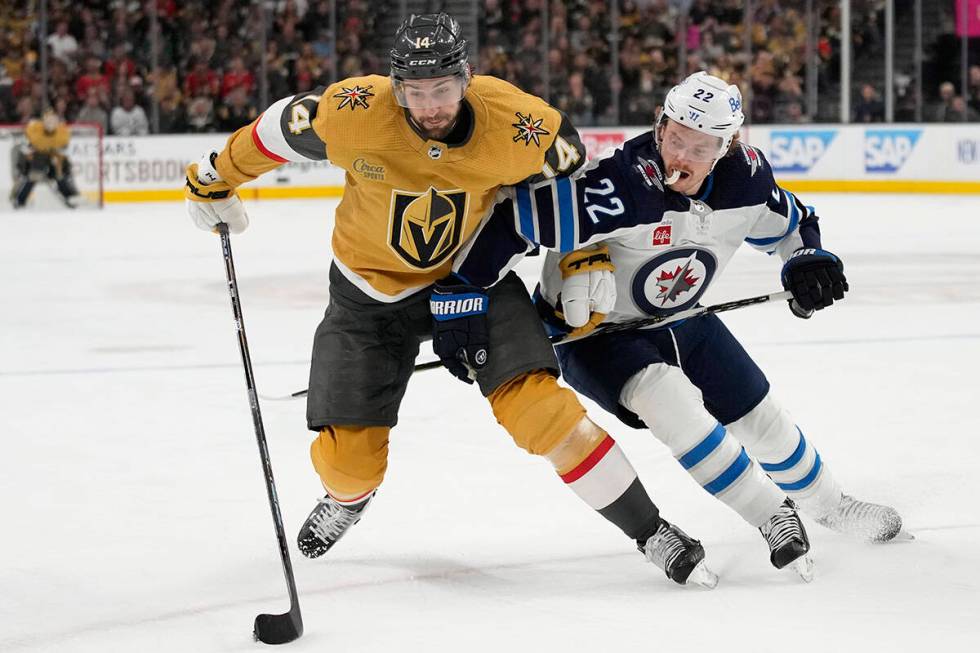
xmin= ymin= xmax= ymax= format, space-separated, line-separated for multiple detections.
xmin=969 ymin=65 xmax=980 ymax=115
xmin=783 ymin=101 xmax=810 ymax=124
xmin=110 ymin=88 xmax=149 ymax=136
xmin=75 ymin=87 xmax=108 ymax=134
xmin=264 ymin=40 xmax=292 ymax=100
xmin=220 ymin=56 xmax=255 ymax=101
xmin=0 ymin=66 xmax=14 ymax=122
xmin=46 ymin=20 xmax=78 ymax=66
xmin=935 ymin=81 xmax=956 ymax=122
xmin=157 ymin=87 xmax=187 ymax=134
xmin=104 ymin=43 xmax=136 ymax=83
xmin=944 ymin=96 xmax=979 ymax=123
xmin=854 ymin=83 xmax=884 ymax=122
xmin=14 ymin=95 xmax=34 ymax=123
xmin=557 ymin=71 xmax=595 ymax=126
xmin=212 ymin=24 xmax=235 ymax=69
xmin=185 ymin=94 xmax=215 ymax=133
xmin=183 ymin=60 xmax=219 ymax=100
xmin=621 ymin=67 xmax=659 ymax=126
xmin=216 ymin=86 xmax=258 ymax=132
xmin=74 ymin=56 xmax=109 ymax=106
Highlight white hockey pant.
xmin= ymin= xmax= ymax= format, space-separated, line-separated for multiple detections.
xmin=621 ymin=364 xmax=784 ymax=527
xmin=728 ymin=393 xmax=843 ymax=518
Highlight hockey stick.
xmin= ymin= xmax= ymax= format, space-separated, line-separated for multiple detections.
xmin=550 ymin=289 xmax=794 ymax=345
xmin=282 ymin=289 xmax=792 ymax=400
xmin=217 ymin=224 xmax=304 ymax=645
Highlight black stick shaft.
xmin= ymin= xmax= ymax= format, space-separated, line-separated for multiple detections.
xmin=285 ymin=289 xmax=791 ymax=400
xmin=218 ymin=225 xmax=303 ymax=634
xmin=550 ymin=289 xmax=794 ymax=344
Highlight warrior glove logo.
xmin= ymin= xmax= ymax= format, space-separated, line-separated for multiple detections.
xmin=389 ymin=187 xmax=468 ymax=268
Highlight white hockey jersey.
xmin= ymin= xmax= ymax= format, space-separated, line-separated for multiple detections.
xmin=454 ymin=131 xmax=823 ymax=327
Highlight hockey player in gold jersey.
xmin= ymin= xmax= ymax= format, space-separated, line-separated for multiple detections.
xmin=185 ymin=13 xmax=716 ymax=587
xmin=11 ymin=110 xmax=80 ymax=209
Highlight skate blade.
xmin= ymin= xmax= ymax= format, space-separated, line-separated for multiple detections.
xmin=889 ymin=529 xmax=915 ymax=542
xmin=686 ymin=561 xmax=719 ymax=589
xmin=788 ymin=554 xmax=815 ymax=583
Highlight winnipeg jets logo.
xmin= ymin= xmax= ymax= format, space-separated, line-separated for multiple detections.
xmin=630 ymin=247 xmax=718 ymax=314
xmin=333 ymin=85 xmax=374 ymax=111
xmin=741 ymin=143 xmax=763 ymax=177
xmin=635 ymin=156 xmax=665 ymax=192
xmin=512 ymin=112 xmax=550 ymax=147
xmin=655 ymin=254 xmax=700 ymax=304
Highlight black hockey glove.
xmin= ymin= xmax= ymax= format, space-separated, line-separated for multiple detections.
xmin=780 ymin=248 xmax=849 ymax=319
xmin=430 ymin=276 xmax=490 ymax=384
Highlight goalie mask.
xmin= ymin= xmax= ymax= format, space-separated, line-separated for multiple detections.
xmin=655 ymin=71 xmax=744 ymax=167
xmin=390 ymin=13 xmax=470 ymax=109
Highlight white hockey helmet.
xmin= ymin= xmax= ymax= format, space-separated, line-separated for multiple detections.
xmin=656 ymin=71 xmax=744 ymax=162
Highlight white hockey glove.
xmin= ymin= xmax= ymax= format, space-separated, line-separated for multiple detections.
xmin=184 ymin=150 xmax=249 ymax=234
xmin=558 ymin=245 xmax=616 ymax=338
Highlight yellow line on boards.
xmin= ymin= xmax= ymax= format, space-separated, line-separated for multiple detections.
xmin=103 ymin=180 xmax=980 ymax=203
xmin=779 ymin=180 xmax=980 ymax=194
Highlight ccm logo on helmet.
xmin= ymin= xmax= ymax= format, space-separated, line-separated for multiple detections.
xmin=409 ymin=59 xmax=438 ymax=65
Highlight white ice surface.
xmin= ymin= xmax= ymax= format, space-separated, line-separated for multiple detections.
xmin=1 ymin=195 xmax=978 ymax=652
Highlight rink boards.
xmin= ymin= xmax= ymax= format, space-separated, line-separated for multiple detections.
xmin=17 ymin=123 xmax=978 ymax=204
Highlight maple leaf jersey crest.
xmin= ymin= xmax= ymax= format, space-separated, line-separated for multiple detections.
xmin=333 ymin=85 xmax=374 ymax=111
xmin=511 ymin=112 xmax=550 ymax=147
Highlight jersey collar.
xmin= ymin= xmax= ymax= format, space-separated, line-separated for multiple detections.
xmin=397 ymin=94 xmax=486 ymax=163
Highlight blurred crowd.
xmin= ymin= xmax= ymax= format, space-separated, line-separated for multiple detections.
xmin=0 ymin=0 xmax=976 ymax=134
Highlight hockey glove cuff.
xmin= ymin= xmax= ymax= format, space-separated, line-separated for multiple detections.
xmin=557 ymin=245 xmax=616 ymax=336
xmin=430 ymin=276 xmax=490 ymax=384
xmin=185 ymin=151 xmax=249 ymax=234
xmin=780 ymin=248 xmax=848 ymax=317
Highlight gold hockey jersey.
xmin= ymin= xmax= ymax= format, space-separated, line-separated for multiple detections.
xmin=213 ymin=75 xmax=583 ymax=301
xmin=25 ymin=120 xmax=70 ymax=154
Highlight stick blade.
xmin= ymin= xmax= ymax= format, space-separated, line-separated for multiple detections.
xmin=254 ymin=609 xmax=303 ymax=645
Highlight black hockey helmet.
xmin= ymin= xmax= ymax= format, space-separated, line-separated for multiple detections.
xmin=390 ymin=13 xmax=470 ymax=108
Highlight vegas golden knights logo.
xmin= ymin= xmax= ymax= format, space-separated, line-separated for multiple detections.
xmin=389 ymin=187 xmax=468 ymax=268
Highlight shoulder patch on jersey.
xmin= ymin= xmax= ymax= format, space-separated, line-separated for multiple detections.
xmin=333 ymin=85 xmax=375 ymax=111
xmin=739 ymin=143 xmax=765 ymax=177
xmin=512 ymin=111 xmax=550 ymax=147
xmin=634 ymin=156 xmax=665 ymax=192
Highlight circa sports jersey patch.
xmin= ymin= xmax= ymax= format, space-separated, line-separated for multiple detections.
xmin=388 ymin=187 xmax=468 ymax=269
xmin=630 ymin=247 xmax=718 ymax=314
xmin=512 ymin=112 xmax=550 ymax=147
xmin=333 ymin=85 xmax=374 ymax=111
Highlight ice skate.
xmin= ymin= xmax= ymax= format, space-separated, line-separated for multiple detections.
xmin=760 ymin=499 xmax=814 ymax=581
xmin=639 ymin=518 xmax=718 ymax=589
xmin=297 ymin=492 xmax=374 ymax=559
xmin=815 ymin=494 xmax=906 ymax=542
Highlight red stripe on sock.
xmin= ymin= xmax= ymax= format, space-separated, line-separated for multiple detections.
xmin=251 ymin=119 xmax=288 ymax=163
xmin=327 ymin=489 xmax=373 ymax=505
xmin=560 ymin=435 xmax=615 ymax=484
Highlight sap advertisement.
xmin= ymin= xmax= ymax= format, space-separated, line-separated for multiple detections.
xmin=751 ymin=124 xmax=980 ymax=182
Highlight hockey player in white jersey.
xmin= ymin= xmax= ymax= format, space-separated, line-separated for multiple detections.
xmin=454 ymin=72 xmax=904 ymax=577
